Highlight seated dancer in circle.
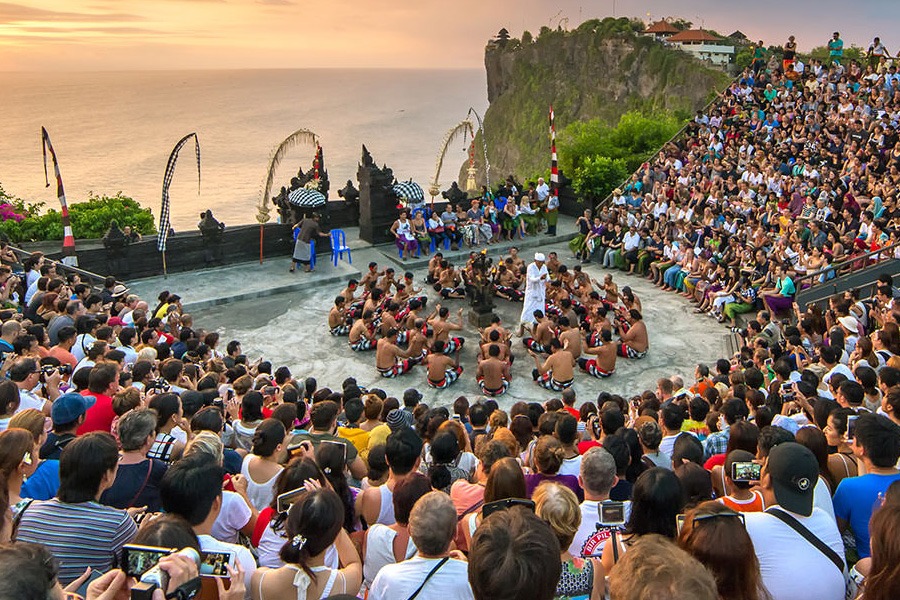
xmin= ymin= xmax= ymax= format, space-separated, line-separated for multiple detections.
xmin=522 ymin=310 xmax=556 ymax=354
xmin=339 ymin=279 xmax=363 ymax=320
xmin=404 ymin=319 xmax=429 ymax=365
xmin=530 ymin=338 xmax=576 ymax=391
xmin=328 ymin=296 xmax=351 ymax=336
xmin=379 ymin=302 xmax=409 ymax=345
xmin=375 ymin=328 xmax=415 ymax=378
xmin=578 ymin=328 xmax=617 ymax=378
xmin=437 ymin=261 xmax=466 ymax=299
xmin=348 ymin=310 xmax=377 ymax=351
xmin=428 ymin=305 xmax=465 ymax=354
xmin=477 ymin=343 xmax=511 ymax=397
xmin=493 ymin=263 xmax=524 ymax=302
xmin=617 ymin=309 xmax=649 ymax=359
xmin=423 ymin=340 xmax=463 ymax=389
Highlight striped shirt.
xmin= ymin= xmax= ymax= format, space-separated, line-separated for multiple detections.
xmin=15 ymin=498 xmax=137 ymax=584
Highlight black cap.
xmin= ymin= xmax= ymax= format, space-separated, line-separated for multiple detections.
xmin=767 ymin=442 xmax=818 ymax=516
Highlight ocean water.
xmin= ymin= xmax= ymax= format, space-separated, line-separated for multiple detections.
xmin=0 ymin=69 xmax=487 ymax=231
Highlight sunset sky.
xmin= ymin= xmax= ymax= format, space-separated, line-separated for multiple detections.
xmin=0 ymin=0 xmax=898 ymax=71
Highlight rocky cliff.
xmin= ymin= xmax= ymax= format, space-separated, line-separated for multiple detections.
xmin=475 ymin=21 xmax=731 ymax=182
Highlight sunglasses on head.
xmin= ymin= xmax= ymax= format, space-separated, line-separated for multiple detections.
xmin=676 ymin=509 xmax=745 ymax=535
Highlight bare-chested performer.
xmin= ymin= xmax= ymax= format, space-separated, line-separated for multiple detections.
xmin=522 ymin=310 xmax=555 ymax=354
xmin=378 ymin=268 xmax=398 ymax=295
xmin=617 ymin=309 xmax=649 ymax=359
xmin=494 ymin=264 xmax=524 ymax=301
xmin=379 ymin=303 xmax=408 ymax=344
xmin=530 ymin=338 xmax=575 ymax=391
xmin=375 ymin=328 xmax=415 ymax=378
xmin=594 ymin=274 xmax=619 ymax=308
xmin=437 ymin=261 xmax=465 ymax=299
xmin=349 ymin=310 xmax=377 ymax=351
xmin=328 ymin=296 xmax=350 ymax=336
xmin=477 ymin=344 xmax=511 ymax=397
xmin=478 ymin=329 xmax=512 ymax=363
xmin=340 ymin=279 xmax=363 ymax=319
xmin=557 ymin=316 xmax=583 ymax=358
xmin=428 ymin=305 xmax=465 ymax=353
xmin=578 ymin=328 xmax=617 ymax=378
xmin=505 ymin=246 xmax=525 ymax=272
xmin=405 ymin=319 xmax=429 ymax=364
xmin=426 ymin=253 xmax=444 ymax=284
xmin=423 ymin=340 xmax=464 ymax=389
xmin=360 ymin=261 xmax=384 ymax=289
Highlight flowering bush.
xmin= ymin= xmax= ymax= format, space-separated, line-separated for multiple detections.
xmin=0 ymin=203 xmax=25 ymax=223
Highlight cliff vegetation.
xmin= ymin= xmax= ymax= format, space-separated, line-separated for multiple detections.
xmin=475 ymin=17 xmax=731 ymax=195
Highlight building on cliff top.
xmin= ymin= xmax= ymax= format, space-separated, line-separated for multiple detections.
xmin=667 ymin=29 xmax=735 ymax=67
xmin=642 ymin=20 xmax=680 ymax=41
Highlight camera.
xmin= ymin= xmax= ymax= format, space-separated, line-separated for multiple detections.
xmin=129 ymin=546 xmax=201 ymax=600
xmin=146 ymin=378 xmax=171 ymax=392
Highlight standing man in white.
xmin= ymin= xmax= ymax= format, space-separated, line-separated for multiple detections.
xmin=519 ymin=253 xmax=549 ymax=335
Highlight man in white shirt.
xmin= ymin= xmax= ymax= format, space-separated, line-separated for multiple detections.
xmin=160 ymin=455 xmax=256 ymax=598
xmin=570 ymin=447 xmax=631 ymax=558
xmin=535 ymin=177 xmax=550 ymax=203
xmin=744 ymin=443 xmax=846 ymax=600
xmin=369 ymin=491 xmax=473 ymax=600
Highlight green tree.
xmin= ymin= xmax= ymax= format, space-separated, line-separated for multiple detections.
xmin=0 ymin=183 xmax=155 ymax=243
xmin=521 ymin=30 xmax=532 ymax=45
xmin=574 ymin=156 xmax=628 ymax=204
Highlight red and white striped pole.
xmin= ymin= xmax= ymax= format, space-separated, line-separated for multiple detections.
xmin=41 ymin=127 xmax=77 ymax=266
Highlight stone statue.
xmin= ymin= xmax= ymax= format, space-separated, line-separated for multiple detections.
xmin=441 ymin=181 xmax=468 ymax=205
xmin=465 ymin=251 xmax=497 ymax=327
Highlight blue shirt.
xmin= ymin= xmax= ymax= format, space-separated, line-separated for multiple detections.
xmin=833 ymin=472 xmax=900 ymax=558
xmin=21 ymin=459 xmax=60 ymax=501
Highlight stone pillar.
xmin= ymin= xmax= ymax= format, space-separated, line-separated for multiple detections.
xmin=358 ymin=145 xmax=397 ymax=245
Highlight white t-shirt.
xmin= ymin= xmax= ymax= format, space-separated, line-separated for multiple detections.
xmin=363 ymin=524 xmax=417 ymax=588
xmin=569 ymin=499 xmax=632 ymax=558
xmin=211 ymin=491 xmax=252 ymax=544
xmin=17 ymin=389 xmax=47 ymax=413
xmin=744 ymin=507 xmax=845 ymax=600
xmin=559 ymin=455 xmax=583 ymax=477
xmin=814 ymin=476 xmax=836 ymax=520
xmin=197 ymin=534 xmax=256 ymax=599
xmin=369 ymin=556 xmax=474 ymax=600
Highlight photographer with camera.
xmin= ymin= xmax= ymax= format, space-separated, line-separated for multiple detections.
xmin=10 ymin=356 xmax=58 ymax=416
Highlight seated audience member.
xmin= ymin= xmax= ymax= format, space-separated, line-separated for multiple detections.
xmin=100 ymin=407 xmax=168 ymax=512
xmin=678 ymin=500 xmax=769 ymax=600
xmin=570 ymin=447 xmax=631 ymax=559
xmin=369 ymin=491 xmax=474 ymax=600
xmin=160 ymin=454 xmax=257 ymax=595
xmin=467 ymin=506 xmax=562 ymax=600
xmin=251 ymin=488 xmax=362 ymax=600
xmin=833 ymin=412 xmax=900 ymax=559
xmin=743 ymin=442 xmax=846 ymax=600
xmin=15 ymin=432 xmax=138 ymax=584
xmin=607 ymin=534 xmax=718 ymax=600
xmin=534 ymin=481 xmax=603 ymax=599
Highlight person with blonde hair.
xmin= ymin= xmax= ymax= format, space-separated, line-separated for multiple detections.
xmin=608 ymin=534 xmax=718 ymax=600
xmin=534 ymin=481 xmax=603 ymax=600
xmin=185 ymin=429 xmax=259 ymax=545
xmin=10 ymin=409 xmax=58 ymax=502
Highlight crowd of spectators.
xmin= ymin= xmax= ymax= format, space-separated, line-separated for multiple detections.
xmin=5 ymin=29 xmax=900 ymax=600
xmin=392 ymin=176 xmax=560 ymax=259
xmin=571 ymin=41 xmax=900 ymax=333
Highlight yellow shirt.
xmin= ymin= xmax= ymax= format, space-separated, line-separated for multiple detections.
xmin=337 ymin=426 xmax=369 ymax=457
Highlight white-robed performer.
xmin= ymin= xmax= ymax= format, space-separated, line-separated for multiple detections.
xmin=519 ymin=252 xmax=549 ymax=332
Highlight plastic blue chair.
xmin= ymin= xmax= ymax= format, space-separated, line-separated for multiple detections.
xmin=429 ymin=235 xmax=451 ymax=253
xmin=293 ymin=227 xmax=316 ymax=270
xmin=330 ymin=229 xmax=352 ymax=267
xmin=398 ymin=241 xmax=421 ymax=259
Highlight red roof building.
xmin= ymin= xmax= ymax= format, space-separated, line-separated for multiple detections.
xmin=666 ymin=30 xmax=734 ymax=67
xmin=644 ymin=20 xmax=680 ymax=36
xmin=667 ymin=29 xmax=726 ymax=44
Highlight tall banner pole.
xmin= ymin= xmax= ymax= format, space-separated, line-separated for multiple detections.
xmin=159 ymin=133 xmax=201 ymax=278
xmin=41 ymin=127 xmax=77 ymax=266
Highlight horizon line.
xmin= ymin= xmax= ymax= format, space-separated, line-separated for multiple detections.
xmin=0 ymin=66 xmax=486 ymax=75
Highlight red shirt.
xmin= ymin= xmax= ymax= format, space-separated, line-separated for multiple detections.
xmin=77 ymin=391 xmax=115 ymax=435
xmin=703 ymin=453 xmax=727 ymax=471
xmin=577 ymin=440 xmax=602 ymax=455
xmin=564 ymin=406 xmax=580 ymax=419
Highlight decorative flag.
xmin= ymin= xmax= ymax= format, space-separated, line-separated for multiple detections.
xmin=549 ymin=105 xmax=559 ymax=201
xmin=158 ymin=133 xmax=201 ymax=253
xmin=40 ymin=127 xmax=77 ymax=266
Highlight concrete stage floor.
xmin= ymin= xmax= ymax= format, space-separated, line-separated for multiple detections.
xmin=139 ymin=229 xmax=731 ymax=410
